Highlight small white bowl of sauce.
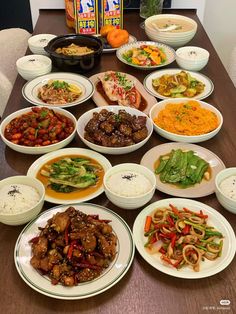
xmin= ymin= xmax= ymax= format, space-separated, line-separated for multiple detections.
xmin=215 ymin=168 xmax=236 ymax=214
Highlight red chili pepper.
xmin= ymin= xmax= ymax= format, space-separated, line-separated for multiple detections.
xmin=67 ymin=240 xmax=77 ymax=260
xmin=144 ymin=216 xmax=152 ymax=233
xmin=169 ymin=204 xmax=183 ymax=218
xmin=89 ymin=251 xmax=104 ymax=258
xmin=87 ymin=214 xmax=111 ymax=224
xmin=171 ymin=234 xmax=177 ymax=248
xmin=182 ymin=224 xmax=191 ymax=235
xmin=97 ymin=219 xmax=112 ymax=223
xmin=64 ymin=221 xmax=70 ymax=246
xmin=51 ymin=278 xmax=59 ymax=285
xmin=161 ymin=255 xmax=182 ymax=268
xmin=184 ymin=207 xmax=208 ymax=219
xmin=159 ymin=247 xmax=166 ymax=254
xmin=161 ymin=255 xmax=175 ymax=266
xmin=88 ymin=214 xmax=99 ymax=219
xmin=173 ymin=258 xmax=183 ymax=268
xmin=183 ymin=207 xmax=192 ymax=213
xmin=29 ymin=236 xmax=40 ymax=244
xmin=196 ymin=210 xmax=208 ymax=219
xmin=185 ymin=249 xmax=196 ymax=257
xmin=153 ymin=223 xmax=169 ymax=230
xmin=159 ymin=232 xmax=175 ymax=239
xmin=167 ymin=215 xmax=175 ymax=227
xmin=149 ymin=234 xmax=157 ymax=244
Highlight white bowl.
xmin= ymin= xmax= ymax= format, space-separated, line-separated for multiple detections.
xmin=145 ymin=30 xmax=194 ymax=48
xmin=149 ymin=99 xmax=223 ymax=143
xmin=77 ymin=106 xmax=153 ymax=155
xmin=28 ymin=34 xmax=57 ymax=55
xmin=215 ymin=168 xmax=236 ymax=214
xmin=16 ymin=55 xmax=52 ymax=80
xmin=0 ymin=176 xmax=45 ymax=225
xmin=144 ymin=14 xmax=197 ymax=48
xmin=0 ymin=107 xmax=77 ymax=154
xmin=104 ymin=163 xmax=156 ymax=209
xmin=176 ymin=46 xmax=209 ymax=71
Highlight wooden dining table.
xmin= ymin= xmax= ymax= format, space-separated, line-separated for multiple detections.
xmin=1 ymin=8 xmax=236 ymax=314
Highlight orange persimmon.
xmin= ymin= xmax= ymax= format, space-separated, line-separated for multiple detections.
xmin=107 ymin=29 xmax=129 ymax=48
xmin=100 ymin=25 xmax=116 ymax=37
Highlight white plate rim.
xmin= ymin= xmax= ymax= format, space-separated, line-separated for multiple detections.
xmin=116 ymin=41 xmax=176 ymax=70
xmin=140 ymin=142 xmax=226 ymax=198
xmin=22 ymin=72 xmax=95 ymax=108
xmin=89 ymin=71 xmax=157 ymax=115
xmin=94 ymin=34 xmax=137 ymax=53
xmin=27 ymin=147 xmax=112 ymax=204
xmin=14 ymin=203 xmax=135 ymax=299
xmin=133 ymin=198 xmax=236 ymax=279
xmin=143 ymin=68 xmax=214 ymax=100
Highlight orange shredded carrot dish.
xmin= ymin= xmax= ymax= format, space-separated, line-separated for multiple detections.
xmin=153 ymin=100 xmax=219 ymax=136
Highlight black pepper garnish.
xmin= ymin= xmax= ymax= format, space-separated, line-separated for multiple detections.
xmin=7 ymin=185 xmax=21 ymax=197
xmin=122 ymin=173 xmax=137 ymax=181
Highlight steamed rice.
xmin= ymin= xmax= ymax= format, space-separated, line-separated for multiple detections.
xmin=0 ymin=184 xmax=40 ymax=215
xmin=106 ymin=171 xmax=152 ymax=197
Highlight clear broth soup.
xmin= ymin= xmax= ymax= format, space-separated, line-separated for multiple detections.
xmin=154 ymin=18 xmax=194 ymax=33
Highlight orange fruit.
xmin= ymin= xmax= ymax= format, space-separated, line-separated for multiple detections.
xmin=100 ymin=25 xmax=116 ymax=37
xmin=107 ymin=29 xmax=129 ymax=48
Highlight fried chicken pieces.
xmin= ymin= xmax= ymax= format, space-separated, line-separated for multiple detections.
xmin=30 ymin=207 xmax=117 ymax=286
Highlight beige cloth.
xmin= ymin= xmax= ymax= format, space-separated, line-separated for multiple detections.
xmin=0 ymin=28 xmax=31 ymax=117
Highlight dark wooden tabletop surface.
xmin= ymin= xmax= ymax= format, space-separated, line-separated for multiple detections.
xmin=0 ymin=9 xmax=236 ymax=314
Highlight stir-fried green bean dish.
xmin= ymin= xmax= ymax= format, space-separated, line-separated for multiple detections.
xmin=40 ymin=157 xmax=102 ymax=193
xmin=155 ymin=149 xmax=210 ymax=188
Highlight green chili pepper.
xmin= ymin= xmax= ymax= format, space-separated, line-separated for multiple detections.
xmin=195 ymin=245 xmax=207 ymax=251
xmin=205 ymin=230 xmax=223 ymax=238
xmin=218 ymin=240 xmax=223 ymax=257
xmin=184 ymin=220 xmax=205 ymax=230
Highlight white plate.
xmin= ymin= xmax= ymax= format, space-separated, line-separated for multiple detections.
xmin=89 ymin=72 xmax=157 ymax=115
xmin=94 ymin=34 xmax=136 ymax=53
xmin=140 ymin=143 xmax=225 ymax=198
xmin=14 ymin=203 xmax=135 ymax=299
xmin=116 ymin=41 xmax=176 ymax=70
xmin=144 ymin=68 xmax=214 ymax=100
xmin=27 ymin=148 xmax=112 ymax=204
xmin=22 ymin=72 xmax=95 ymax=108
xmin=133 ymin=198 xmax=236 ymax=279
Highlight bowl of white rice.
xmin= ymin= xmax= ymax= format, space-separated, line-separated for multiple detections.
xmin=0 ymin=176 xmax=45 ymax=225
xmin=103 ymin=163 xmax=156 ymax=209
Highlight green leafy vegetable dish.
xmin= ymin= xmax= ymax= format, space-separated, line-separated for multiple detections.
xmin=155 ymin=149 xmax=210 ymax=188
xmin=39 ymin=156 xmax=103 ymax=193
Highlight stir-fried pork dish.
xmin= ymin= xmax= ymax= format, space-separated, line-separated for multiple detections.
xmin=84 ymin=109 xmax=148 ymax=147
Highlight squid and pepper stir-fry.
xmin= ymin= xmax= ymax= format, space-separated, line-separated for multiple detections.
xmin=144 ymin=204 xmax=223 ymax=272
xmin=30 ymin=207 xmax=117 ymax=286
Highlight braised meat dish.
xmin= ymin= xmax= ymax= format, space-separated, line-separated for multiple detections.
xmin=84 ymin=109 xmax=148 ymax=147
xmin=29 ymin=206 xmax=117 ymax=286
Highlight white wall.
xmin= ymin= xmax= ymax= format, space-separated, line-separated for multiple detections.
xmin=203 ymin=0 xmax=236 ymax=72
